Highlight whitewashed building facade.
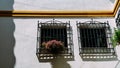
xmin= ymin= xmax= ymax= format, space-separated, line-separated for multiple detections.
xmin=0 ymin=0 xmax=120 ymax=68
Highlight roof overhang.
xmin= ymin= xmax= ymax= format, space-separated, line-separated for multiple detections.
xmin=0 ymin=0 xmax=120 ymax=17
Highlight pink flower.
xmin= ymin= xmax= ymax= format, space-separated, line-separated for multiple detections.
xmin=42 ymin=40 xmax=64 ymax=51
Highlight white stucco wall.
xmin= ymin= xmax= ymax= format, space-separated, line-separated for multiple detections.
xmin=0 ymin=0 xmax=116 ymax=11
xmin=0 ymin=17 xmax=120 ymax=68
xmin=0 ymin=0 xmax=120 ymax=68
xmin=14 ymin=18 xmax=120 ymax=68
xmin=13 ymin=0 xmax=115 ymax=11
xmin=13 ymin=18 xmax=118 ymax=68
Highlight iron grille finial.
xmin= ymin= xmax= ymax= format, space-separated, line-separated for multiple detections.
xmin=91 ymin=18 xmax=94 ymax=23
xmin=52 ymin=18 xmax=55 ymax=23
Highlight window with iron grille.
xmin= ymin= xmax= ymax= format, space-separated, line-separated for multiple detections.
xmin=77 ymin=21 xmax=116 ymax=60
xmin=41 ymin=26 xmax=68 ymax=47
xmin=116 ymin=10 xmax=120 ymax=29
xmin=36 ymin=19 xmax=73 ymax=61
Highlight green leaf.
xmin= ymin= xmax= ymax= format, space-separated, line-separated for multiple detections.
xmin=111 ymin=28 xmax=120 ymax=47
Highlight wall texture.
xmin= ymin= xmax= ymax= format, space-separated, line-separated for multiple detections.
xmin=0 ymin=17 xmax=119 ymax=68
xmin=13 ymin=0 xmax=115 ymax=10
xmin=0 ymin=0 xmax=120 ymax=68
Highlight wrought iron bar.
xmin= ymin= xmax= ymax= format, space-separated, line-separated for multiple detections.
xmin=77 ymin=20 xmax=116 ymax=59
xmin=36 ymin=19 xmax=73 ymax=61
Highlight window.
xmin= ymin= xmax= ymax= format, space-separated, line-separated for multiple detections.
xmin=77 ymin=21 xmax=116 ymax=60
xmin=36 ymin=19 xmax=73 ymax=61
xmin=116 ymin=10 xmax=120 ymax=29
xmin=41 ymin=26 xmax=67 ymax=47
xmin=80 ymin=28 xmax=107 ymax=48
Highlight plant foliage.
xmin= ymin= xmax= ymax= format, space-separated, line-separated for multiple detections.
xmin=111 ymin=28 xmax=120 ymax=47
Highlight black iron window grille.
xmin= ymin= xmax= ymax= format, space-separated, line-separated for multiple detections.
xmin=36 ymin=19 xmax=73 ymax=61
xmin=116 ymin=10 xmax=120 ymax=29
xmin=77 ymin=20 xmax=116 ymax=60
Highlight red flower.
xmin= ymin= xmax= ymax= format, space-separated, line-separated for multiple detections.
xmin=42 ymin=40 xmax=64 ymax=54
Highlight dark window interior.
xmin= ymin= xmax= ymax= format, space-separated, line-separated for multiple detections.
xmin=80 ymin=28 xmax=107 ymax=48
xmin=41 ymin=27 xmax=68 ymax=47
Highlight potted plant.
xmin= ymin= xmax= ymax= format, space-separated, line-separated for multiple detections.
xmin=111 ymin=28 xmax=120 ymax=59
xmin=42 ymin=40 xmax=64 ymax=54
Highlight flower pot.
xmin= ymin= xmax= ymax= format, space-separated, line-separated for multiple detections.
xmin=47 ymin=44 xmax=64 ymax=54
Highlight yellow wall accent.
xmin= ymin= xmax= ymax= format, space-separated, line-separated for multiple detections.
xmin=0 ymin=0 xmax=120 ymax=17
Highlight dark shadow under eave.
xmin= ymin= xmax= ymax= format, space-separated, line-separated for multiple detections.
xmin=0 ymin=17 xmax=16 ymax=68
